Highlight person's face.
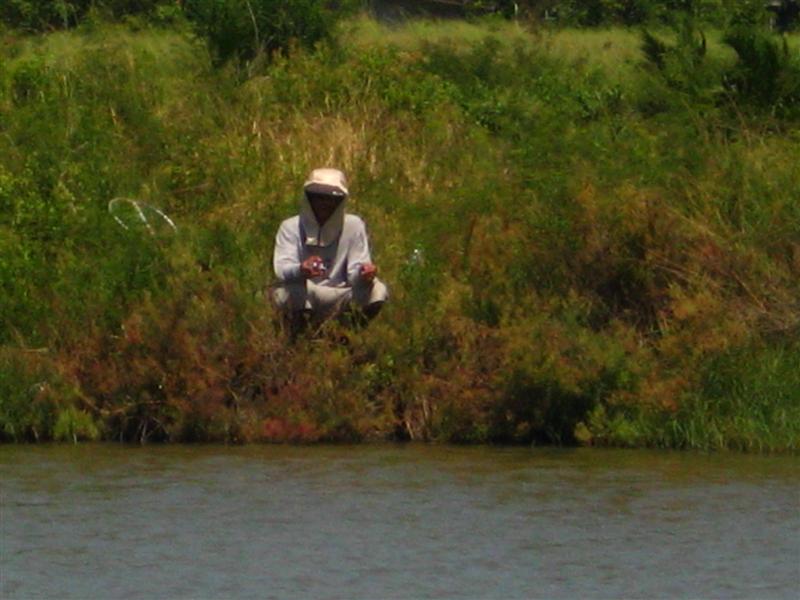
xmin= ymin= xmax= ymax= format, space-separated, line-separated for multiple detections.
xmin=307 ymin=192 xmax=342 ymax=225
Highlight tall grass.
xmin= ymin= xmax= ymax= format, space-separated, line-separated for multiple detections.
xmin=1 ymin=14 xmax=798 ymax=449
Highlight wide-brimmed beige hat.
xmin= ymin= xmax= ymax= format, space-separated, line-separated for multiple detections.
xmin=303 ymin=168 xmax=348 ymax=198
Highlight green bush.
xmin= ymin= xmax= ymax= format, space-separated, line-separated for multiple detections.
xmin=723 ymin=26 xmax=800 ymax=117
xmin=0 ymin=1 xmax=165 ymax=31
xmin=0 ymin=350 xmax=60 ymax=441
xmin=539 ymin=0 xmax=729 ymax=26
xmin=692 ymin=343 xmax=800 ymax=450
xmin=53 ymin=406 xmax=101 ymax=442
xmin=183 ymin=0 xmax=359 ymax=63
xmin=1 ymin=1 xmax=358 ymax=67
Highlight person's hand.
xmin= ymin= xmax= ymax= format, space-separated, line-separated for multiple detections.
xmin=301 ymin=256 xmax=326 ymax=278
xmin=360 ymin=262 xmax=377 ymax=283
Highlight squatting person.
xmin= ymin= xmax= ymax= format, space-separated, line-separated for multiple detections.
xmin=272 ymin=168 xmax=388 ymax=330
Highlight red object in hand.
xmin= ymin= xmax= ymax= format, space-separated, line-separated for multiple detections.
xmin=301 ymin=256 xmax=326 ymax=278
xmin=360 ymin=262 xmax=377 ymax=283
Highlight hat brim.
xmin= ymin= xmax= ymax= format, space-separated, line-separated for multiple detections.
xmin=304 ymin=183 xmax=347 ymax=198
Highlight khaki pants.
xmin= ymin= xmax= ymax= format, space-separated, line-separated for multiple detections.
xmin=271 ymin=279 xmax=388 ymax=317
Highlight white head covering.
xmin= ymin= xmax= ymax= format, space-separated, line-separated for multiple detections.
xmin=300 ymin=168 xmax=349 ymax=247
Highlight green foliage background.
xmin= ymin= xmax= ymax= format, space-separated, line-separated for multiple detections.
xmin=1 ymin=4 xmax=799 ymax=448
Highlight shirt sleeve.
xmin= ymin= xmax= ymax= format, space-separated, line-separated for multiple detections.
xmin=346 ymin=217 xmax=372 ymax=287
xmin=273 ymin=220 xmax=303 ymax=282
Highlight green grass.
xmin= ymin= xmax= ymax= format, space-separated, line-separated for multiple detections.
xmin=1 ymin=15 xmax=798 ymax=449
xmin=343 ymin=14 xmax=531 ymax=49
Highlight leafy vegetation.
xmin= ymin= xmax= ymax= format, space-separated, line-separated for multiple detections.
xmin=1 ymin=8 xmax=798 ymax=449
xmin=1 ymin=1 xmax=357 ymax=63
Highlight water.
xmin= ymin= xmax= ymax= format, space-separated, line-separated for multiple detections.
xmin=2 ymin=445 xmax=798 ymax=599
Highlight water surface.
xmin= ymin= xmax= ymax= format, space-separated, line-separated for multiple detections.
xmin=2 ymin=445 xmax=798 ymax=599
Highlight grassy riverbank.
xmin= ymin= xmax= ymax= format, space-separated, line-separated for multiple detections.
xmin=1 ymin=13 xmax=799 ymax=449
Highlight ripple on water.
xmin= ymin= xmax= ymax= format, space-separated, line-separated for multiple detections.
xmin=1 ymin=445 xmax=798 ymax=599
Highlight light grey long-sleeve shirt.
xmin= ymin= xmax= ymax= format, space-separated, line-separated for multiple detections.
xmin=273 ymin=213 xmax=373 ymax=288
